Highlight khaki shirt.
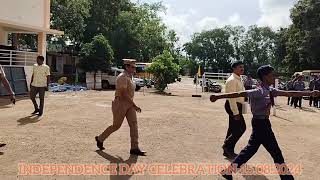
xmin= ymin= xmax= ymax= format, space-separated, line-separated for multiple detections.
xmin=225 ymin=73 xmax=245 ymax=115
xmin=115 ymin=71 xmax=135 ymax=99
xmin=31 ymin=64 xmax=50 ymax=87
xmin=0 ymin=65 xmax=5 ymax=78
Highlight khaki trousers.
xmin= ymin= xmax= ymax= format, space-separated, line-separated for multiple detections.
xmin=99 ymin=98 xmax=139 ymax=149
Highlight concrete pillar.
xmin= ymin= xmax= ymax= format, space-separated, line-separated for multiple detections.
xmin=37 ymin=32 xmax=47 ymax=62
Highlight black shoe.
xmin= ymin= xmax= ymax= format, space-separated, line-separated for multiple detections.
xmin=130 ymin=149 xmax=146 ymax=156
xmin=220 ymin=169 xmax=233 ymax=180
xmin=0 ymin=143 xmax=6 ymax=148
xmin=31 ymin=109 xmax=39 ymax=115
xmin=37 ymin=112 xmax=43 ymax=116
xmin=95 ymin=136 xmax=105 ymax=150
xmin=222 ymin=147 xmax=238 ymax=159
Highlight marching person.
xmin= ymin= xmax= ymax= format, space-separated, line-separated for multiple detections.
xmin=293 ymin=75 xmax=305 ymax=109
xmin=0 ymin=64 xmax=16 ymax=147
xmin=244 ymin=74 xmax=254 ymax=90
xmin=30 ymin=56 xmax=50 ymax=116
xmin=210 ymin=65 xmax=320 ymax=180
xmin=222 ymin=61 xmax=246 ymax=159
xmin=95 ymin=59 xmax=146 ymax=156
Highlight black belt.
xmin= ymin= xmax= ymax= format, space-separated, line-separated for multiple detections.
xmin=253 ymin=115 xmax=269 ymax=120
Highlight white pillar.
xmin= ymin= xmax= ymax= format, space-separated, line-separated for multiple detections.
xmin=0 ymin=27 xmax=8 ymax=45
xmin=37 ymin=32 xmax=47 ymax=62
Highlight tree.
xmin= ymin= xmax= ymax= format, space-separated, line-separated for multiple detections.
xmin=285 ymin=0 xmax=320 ymax=72
xmin=110 ymin=3 xmax=168 ymax=65
xmin=50 ymin=0 xmax=91 ymax=48
xmin=239 ymin=26 xmax=277 ymax=76
xmin=184 ymin=28 xmax=234 ymax=72
xmin=147 ymin=50 xmax=180 ymax=92
xmin=78 ymin=34 xmax=114 ymax=88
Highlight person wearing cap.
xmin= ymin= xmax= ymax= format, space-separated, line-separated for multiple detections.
xmin=95 ymin=59 xmax=146 ymax=156
xmin=211 ymin=65 xmax=320 ymax=180
xmin=222 ymin=61 xmax=246 ymax=159
xmin=0 ymin=64 xmax=16 ymax=148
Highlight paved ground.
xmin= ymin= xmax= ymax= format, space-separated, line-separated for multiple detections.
xmin=0 ymin=78 xmax=319 ymax=180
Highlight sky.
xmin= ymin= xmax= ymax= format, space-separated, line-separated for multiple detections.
xmin=132 ymin=0 xmax=298 ymax=45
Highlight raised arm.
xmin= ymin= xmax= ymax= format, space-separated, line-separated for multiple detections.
xmin=276 ymin=90 xmax=319 ymax=97
xmin=210 ymin=91 xmax=248 ymax=102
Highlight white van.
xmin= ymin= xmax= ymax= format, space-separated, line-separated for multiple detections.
xmin=101 ymin=67 xmax=145 ymax=91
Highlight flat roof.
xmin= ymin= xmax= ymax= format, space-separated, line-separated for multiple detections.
xmin=0 ymin=19 xmax=64 ymax=35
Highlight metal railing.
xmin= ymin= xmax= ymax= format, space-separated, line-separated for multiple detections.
xmin=0 ymin=49 xmax=37 ymax=66
xmin=203 ymin=72 xmax=231 ymax=80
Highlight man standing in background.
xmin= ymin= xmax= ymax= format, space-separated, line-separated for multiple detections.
xmin=30 ymin=56 xmax=50 ymax=116
xmin=222 ymin=61 xmax=246 ymax=159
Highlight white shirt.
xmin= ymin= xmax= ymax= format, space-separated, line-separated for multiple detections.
xmin=31 ymin=64 xmax=50 ymax=87
xmin=225 ymin=73 xmax=245 ymax=115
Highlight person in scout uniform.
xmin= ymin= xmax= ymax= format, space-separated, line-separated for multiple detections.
xmin=309 ymin=76 xmax=316 ymax=107
xmin=0 ymin=64 xmax=16 ymax=148
xmin=95 ymin=59 xmax=146 ymax=156
xmin=293 ymin=75 xmax=305 ymax=109
xmin=210 ymin=65 xmax=320 ymax=180
xmin=222 ymin=61 xmax=247 ymax=159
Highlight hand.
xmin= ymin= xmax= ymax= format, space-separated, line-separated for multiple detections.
xmin=311 ymin=90 xmax=319 ymax=97
xmin=9 ymin=94 xmax=15 ymax=105
xmin=210 ymin=95 xmax=218 ymax=102
xmin=234 ymin=114 xmax=241 ymax=121
xmin=135 ymin=106 xmax=142 ymax=113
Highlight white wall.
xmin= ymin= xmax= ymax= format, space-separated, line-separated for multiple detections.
xmin=0 ymin=0 xmax=45 ymax=28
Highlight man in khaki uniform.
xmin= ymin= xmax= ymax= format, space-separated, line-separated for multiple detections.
xmin=95 ymin=59 xmax=146 ymax=156
xmin=0 ymin=64 xmax=16 ymax=148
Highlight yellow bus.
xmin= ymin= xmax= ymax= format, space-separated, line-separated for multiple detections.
xmin=135 ymin=62 xmax=153 ymax=79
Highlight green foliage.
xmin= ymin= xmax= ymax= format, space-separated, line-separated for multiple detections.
xmin=147 ymin=50 xmax=180 ymax=92
xmin=78 ymin=34 xmax=114 ymax=72
xmin=51 ymin=0 xmax=91 ymax=46
xmin=284 ymin=0 xmax=320 ymax=72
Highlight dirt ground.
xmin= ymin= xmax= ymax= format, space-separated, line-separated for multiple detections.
xmin=0 ymin=77 xmax=319 ymax=180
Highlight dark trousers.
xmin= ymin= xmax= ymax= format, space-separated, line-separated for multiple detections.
xmin=309 ymin=97 xmax=313 ymax=106
xmin=223 ymin=101 xmax=246 ymax=152
xmin=30 ymin=86 xmax=46 ymax=113
xmin=233 ymin=118 xmax=294 ymax=180
xmin=313 ymin=97 xmax=319 ymax=107
xmin=293 ymin=97 xmax=302 ymax=108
